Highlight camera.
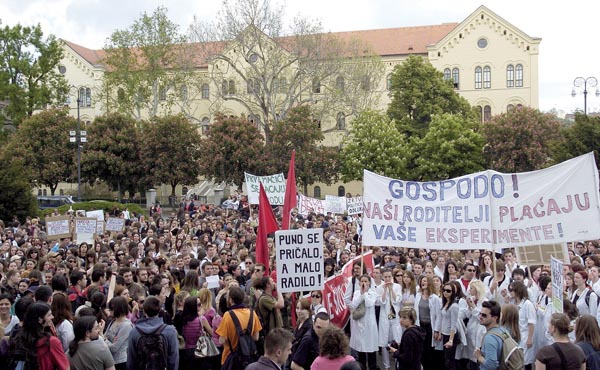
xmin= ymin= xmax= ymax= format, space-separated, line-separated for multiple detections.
xmin=387 ymin=340 xmax=399 ymax=350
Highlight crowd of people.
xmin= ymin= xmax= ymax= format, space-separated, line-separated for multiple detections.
xmin=0 ymin=199 xmax=599 ymax=370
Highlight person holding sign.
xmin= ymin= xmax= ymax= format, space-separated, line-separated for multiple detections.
xmin=348 ymin=274 xmax=378 ymax=370
xmin=376 ymin=269 xmax=402 ymax=370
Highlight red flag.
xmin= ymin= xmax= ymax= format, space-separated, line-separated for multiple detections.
xmin=256 ymin=183 xmax=279 ymax=274
xmin=282 ymin=150 xmax=297 ymax=230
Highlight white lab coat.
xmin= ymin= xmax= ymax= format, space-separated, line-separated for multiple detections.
xmin=376 ymin=282 xmax=403 ymax=347
xmin=348 ymin=288 xmax=379 ymax=353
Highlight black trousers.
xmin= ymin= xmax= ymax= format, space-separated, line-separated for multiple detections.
xmin=358 ymin=351 xmax=377 ymax=370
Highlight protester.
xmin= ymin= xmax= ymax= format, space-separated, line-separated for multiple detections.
xmin=68 ymin=315 xmax=115 ymax=370
xmin=310 ymin=326 xmax=355 ymax=370
xmin=246 ymin=328 xmax=294 ymax=370
xmin=535 ymin=313 xmax=586 ymax=370
xmin=388 ymin=307 xmax=426 ymax=370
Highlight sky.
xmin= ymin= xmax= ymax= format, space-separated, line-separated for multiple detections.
xmin=1 ymin=0 xmax=598 ymax=114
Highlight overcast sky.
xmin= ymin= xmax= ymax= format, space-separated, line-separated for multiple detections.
xmin=1 ymin=0 xmax=598 ymax=114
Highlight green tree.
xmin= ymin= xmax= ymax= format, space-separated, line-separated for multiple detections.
xmin=141 ymin=115 xmax=202 ymax=195
xmin=0 ymin=160 xmax=37 ymax=222
xmin=551 ymin=113 xmax=600 ymax=167
xmin=387 ymin=55 xmax=473 ymax=137
xmin=101 ymin=7 xmax=200 ymax=120
xmin=412 ymin=113 xmax=485 ymax=180
xmin=198 ymin=113 xmax=266 ymax=186
xmin=0 ymin=22 xmax=66 ymax=125
xmin=81 ymin=113 xmax=146 ymax=200
xmin=189 ymin=0 xmax=384 ymax=143
xmin=4 ymin=109 xmax=76 ymax=195
xmin=268 ymin=106 xmax=340 ymax=193
xmin=483 ymin=107 xmax=563 ymax=172
xmin=340 ymin=110 xmax=411 ymax=181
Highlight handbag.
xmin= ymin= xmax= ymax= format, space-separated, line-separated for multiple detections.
xmin=352 ymin=300 xmax=366 ymax=320
xmin=194 ymin=334 xmax=219 ymax=358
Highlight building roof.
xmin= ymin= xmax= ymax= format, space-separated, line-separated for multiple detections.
xmin=62 ymin=22 xmax=458 ymax=68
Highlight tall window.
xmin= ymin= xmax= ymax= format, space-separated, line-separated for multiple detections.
xmin=360 ymin=76 xmax=370 ymax=91
xmin=452 ymin=68 xmax=460 ymax=89
xmin=386 ymin=74 xmax=393 ymax=90
xmin=248 ymin=114 xmax=261 ymax=129
xmin=483 ymin=66 xmax=491 ymax=89
xmin=221 ymin=81 xmax=228 ymax=95
xmin=484 ymin=105 xmax=491 ymax=122
xmin=475 ymin=67 xmax=482 ymax=89
xmin=201 ymin=84 xmax=210 ymax=99
xmin=338 ymin=186 xmax=345 ymax=197
xmin=159 ymin=87 xmax=167 ymax=101
xmin=515 ymin=64 xmax=523 ymax=87
xmin=247 ymin=79 xmax=255 ymax=94
xmin=201 ymin=117 xmax=210 ymax=135
xmin=476 ymin=106 xmax=483 ymax=122
xmin=443 ymin=68 xmax=451 ymax=81
xmin=336 ymin=112 xmax=345 ymax=130
xmin=180 ymin=85 xmax=188 ymax=101
xmin=117 ymin=88 xmax=126 ymax=104
xmin=314 ymin=186 xmax=321 ymax=199
xmin=78 ymin=88 xmax=85 ymax=106
xmin=85 ymin=88 xmax=91 ymax=106
xmin=336 ymin=76 xmax=345 ymax=91
xmin=507 ymin=104 xmax=515 ymax=112
xmin=228 ymin=80 xmax=236 ymax=94
xmin=506 ymin=65 xmax=514 ymax=88
xmin=312 ymin=79 xmax=321 ymax=94
xmin=278 ymin=78 xmax=287 ymax=93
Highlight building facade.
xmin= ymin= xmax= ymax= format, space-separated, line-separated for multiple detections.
xmin=54 ymin=5 xmax=540 ymax=200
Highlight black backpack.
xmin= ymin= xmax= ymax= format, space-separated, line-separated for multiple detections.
xmin=8 ymin=336 xmax=49 ymax=370
xmin=222 ymin=309 xmax=258 ymax=370
xmin=134 ymin=324 xmax=168 ymax=370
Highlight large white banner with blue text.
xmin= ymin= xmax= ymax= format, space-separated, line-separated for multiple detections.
xmin=362 ymin=153 xmax=600 ymax=249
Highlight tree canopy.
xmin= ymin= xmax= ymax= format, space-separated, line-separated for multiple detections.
xmin=0 ymin=160 xmax=37 ymax=222
xmin=198 ymin=113 xmax=266 ymax=186
xmin=551 ymin=113 xmax=600 ymax=167
xmin=483 ymin=106 xmax=563 ymax=172
xmin=81 ymin=113 xmax=146 ymax=199
xmin=387 ymin=55 xmax=473 ymax=137
xmin=141 ymin=115 xmax=203 ymax=195
xmin=0 ymin=22 xmax=66 ymax=125
xmin=189 ymin=0 xmax=384 ymax=143
xmin=4 ymin=109 xmax=76 ymax=195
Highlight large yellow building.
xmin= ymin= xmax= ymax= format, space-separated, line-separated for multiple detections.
xmin=56 ymin=5 xmax=540 ymax=200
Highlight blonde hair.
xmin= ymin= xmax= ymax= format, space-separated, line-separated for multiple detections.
xmin=198 ymin=288 xmax=213 ymax=310
xmin=469 ymin=280 xmax=487 ymax=301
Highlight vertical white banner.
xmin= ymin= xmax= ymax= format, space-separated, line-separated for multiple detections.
xmin=275 ymin=228 xmax=324 ymax=293
xmin=551 ymin=256 xmax=563 ymax=313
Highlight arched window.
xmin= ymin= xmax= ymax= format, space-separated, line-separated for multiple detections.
xmin=222 ymin=81 xmax=228 ymax=95
xmin=484 ymin=105 xmax=492 ymax=122
xmin=452 ymin=68 xmax=460 ymax=89
xmin=228 ymin=80 xmax=236 ymax=94
xmin=336 ymin=112 xmax=345 ymax=130
xmin=443 ymin=68 xmax=451 ymax=81
xmin=476 ymin=106 xmax=483 ymax=123
xmin=515 ymin=64 xmax=523 ymax=87
xmin=201 ymin=117 xmax=210 ymax=135
xmin=60 ymin=189 xmax=64 ymax=196
xmin=180 ymin=85 xmax=188 ymax=101
xmin=386 ymin=74 xmax=393 ymax=90
xmin=182 ymin=186 xmax=188 ymax=196
xmin=360 ymin=76 xmax=370 ymax=91
xmin=314 ymin=186 xmax=321 ymax=199
xmin=201 ymin=84 xmax=210 ymax=99
xmin=37 ymin=189 xmax=42 ymax=196
xmin=483 ymin=66 xmax=491 ymax=89
xmin=507 ymin=104 xmax=515 ymax=112
xmin=43 ymin=189 xmax=47 ymax=196
xmin=337 ymin=186 xmax=345 ymax=197
xmin=85 ymin=88 xmax=91 ymax=106
xmin=312 ymin=79 xmax=321 ymax=94
xmin=475 ymin=67 xmax=482 ymax=89
xmin=506 ymin=65 xmax=514 ymax=88
xmin=336 ymin=76 xmax=345 ymax=91
xmin=159 ymin=87 xmax=167 ymax=101
xmin=78 ymin=87 xmax=85 ymax=106
xmin=117 ymin=88 xmax=126 ymax=103
xmin=248 ymin=114 xmax=261 ymax=129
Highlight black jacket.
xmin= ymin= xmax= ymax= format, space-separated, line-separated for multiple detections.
xmin=393 ymin=325 xmax=426 ymax=370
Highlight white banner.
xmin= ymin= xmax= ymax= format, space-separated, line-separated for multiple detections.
xmin=346 ymin=196 xmax=363 ymax=215
xmin=244 ymin=172 xmax=286 ymax=205
xmin=87 ymin=210 xmax=105 ymax=235
xmin=106 ymin=217 xmax=125 ymax=232
xmin=297 ymin=194 xmax=329 ymax=216
xmin=275 ymin=228 xmax=324 ymax=293
xmin=363 ymin=153 xmax=600 ymax=249
xmin=551 ymin=256 xmax=563 ymax=313
xmin=325 ymin=195 xmax=347 ymax=214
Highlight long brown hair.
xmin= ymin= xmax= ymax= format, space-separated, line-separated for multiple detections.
xmin=500 ymin=304 xmax=521 ymax=342
xmin=576 ymin=314 xmax=600 ymax=350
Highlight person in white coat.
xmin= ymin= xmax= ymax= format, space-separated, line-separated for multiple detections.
xmin=571 ymin=270 xmax=599 ymax=321
xmin=509 ymin=281 xmax=536 ymax=370
xmin=456 ymin=279 xmax=486 ymax=370
xmin=376 ymin=269 xmax=402 ymax=370
xmin=414 ymin=275 xmax=443 ymax=370
xmin=348 ymin=274 xmax=379 ymax=370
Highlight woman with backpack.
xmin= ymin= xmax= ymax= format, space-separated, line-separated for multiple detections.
xmin=575 ymin=314 xmax=600 ymax=369
xmin=571 ymin=271 xmax=598 ymax=317
xmin=8 ymin=302 xmax=69 ymax=370
xmin=508 ymin=281 xmax=536 ymax=370
xmin=177 ymin=296 xmax=214 ymax=370
xmin=535 ymin=313 xmax=586 ymax=370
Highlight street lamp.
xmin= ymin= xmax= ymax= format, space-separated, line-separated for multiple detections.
xmin=66 ymin=89 xmax=86 ymax=201
xmin=571 ymin=77 xmax=600 ymax=115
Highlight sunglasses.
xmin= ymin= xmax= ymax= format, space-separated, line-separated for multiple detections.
xmin=479 ymin=313 xmax=489 ymax=318
xmin=311 ymin=294 xmax=321 ymax=298
xmin=395 ymin=274 xmax=403 ymax=277
xmin=466 ymin=269 xmax=476 ymax=272
xmin=443 ymin=289 xmax=453 ymax=293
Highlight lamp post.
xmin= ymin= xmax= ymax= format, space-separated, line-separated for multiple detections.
xmin=572 ymin=77 xmax=600 ymax=115
xmin=67 ymin=90 xmax=86 ymax=201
